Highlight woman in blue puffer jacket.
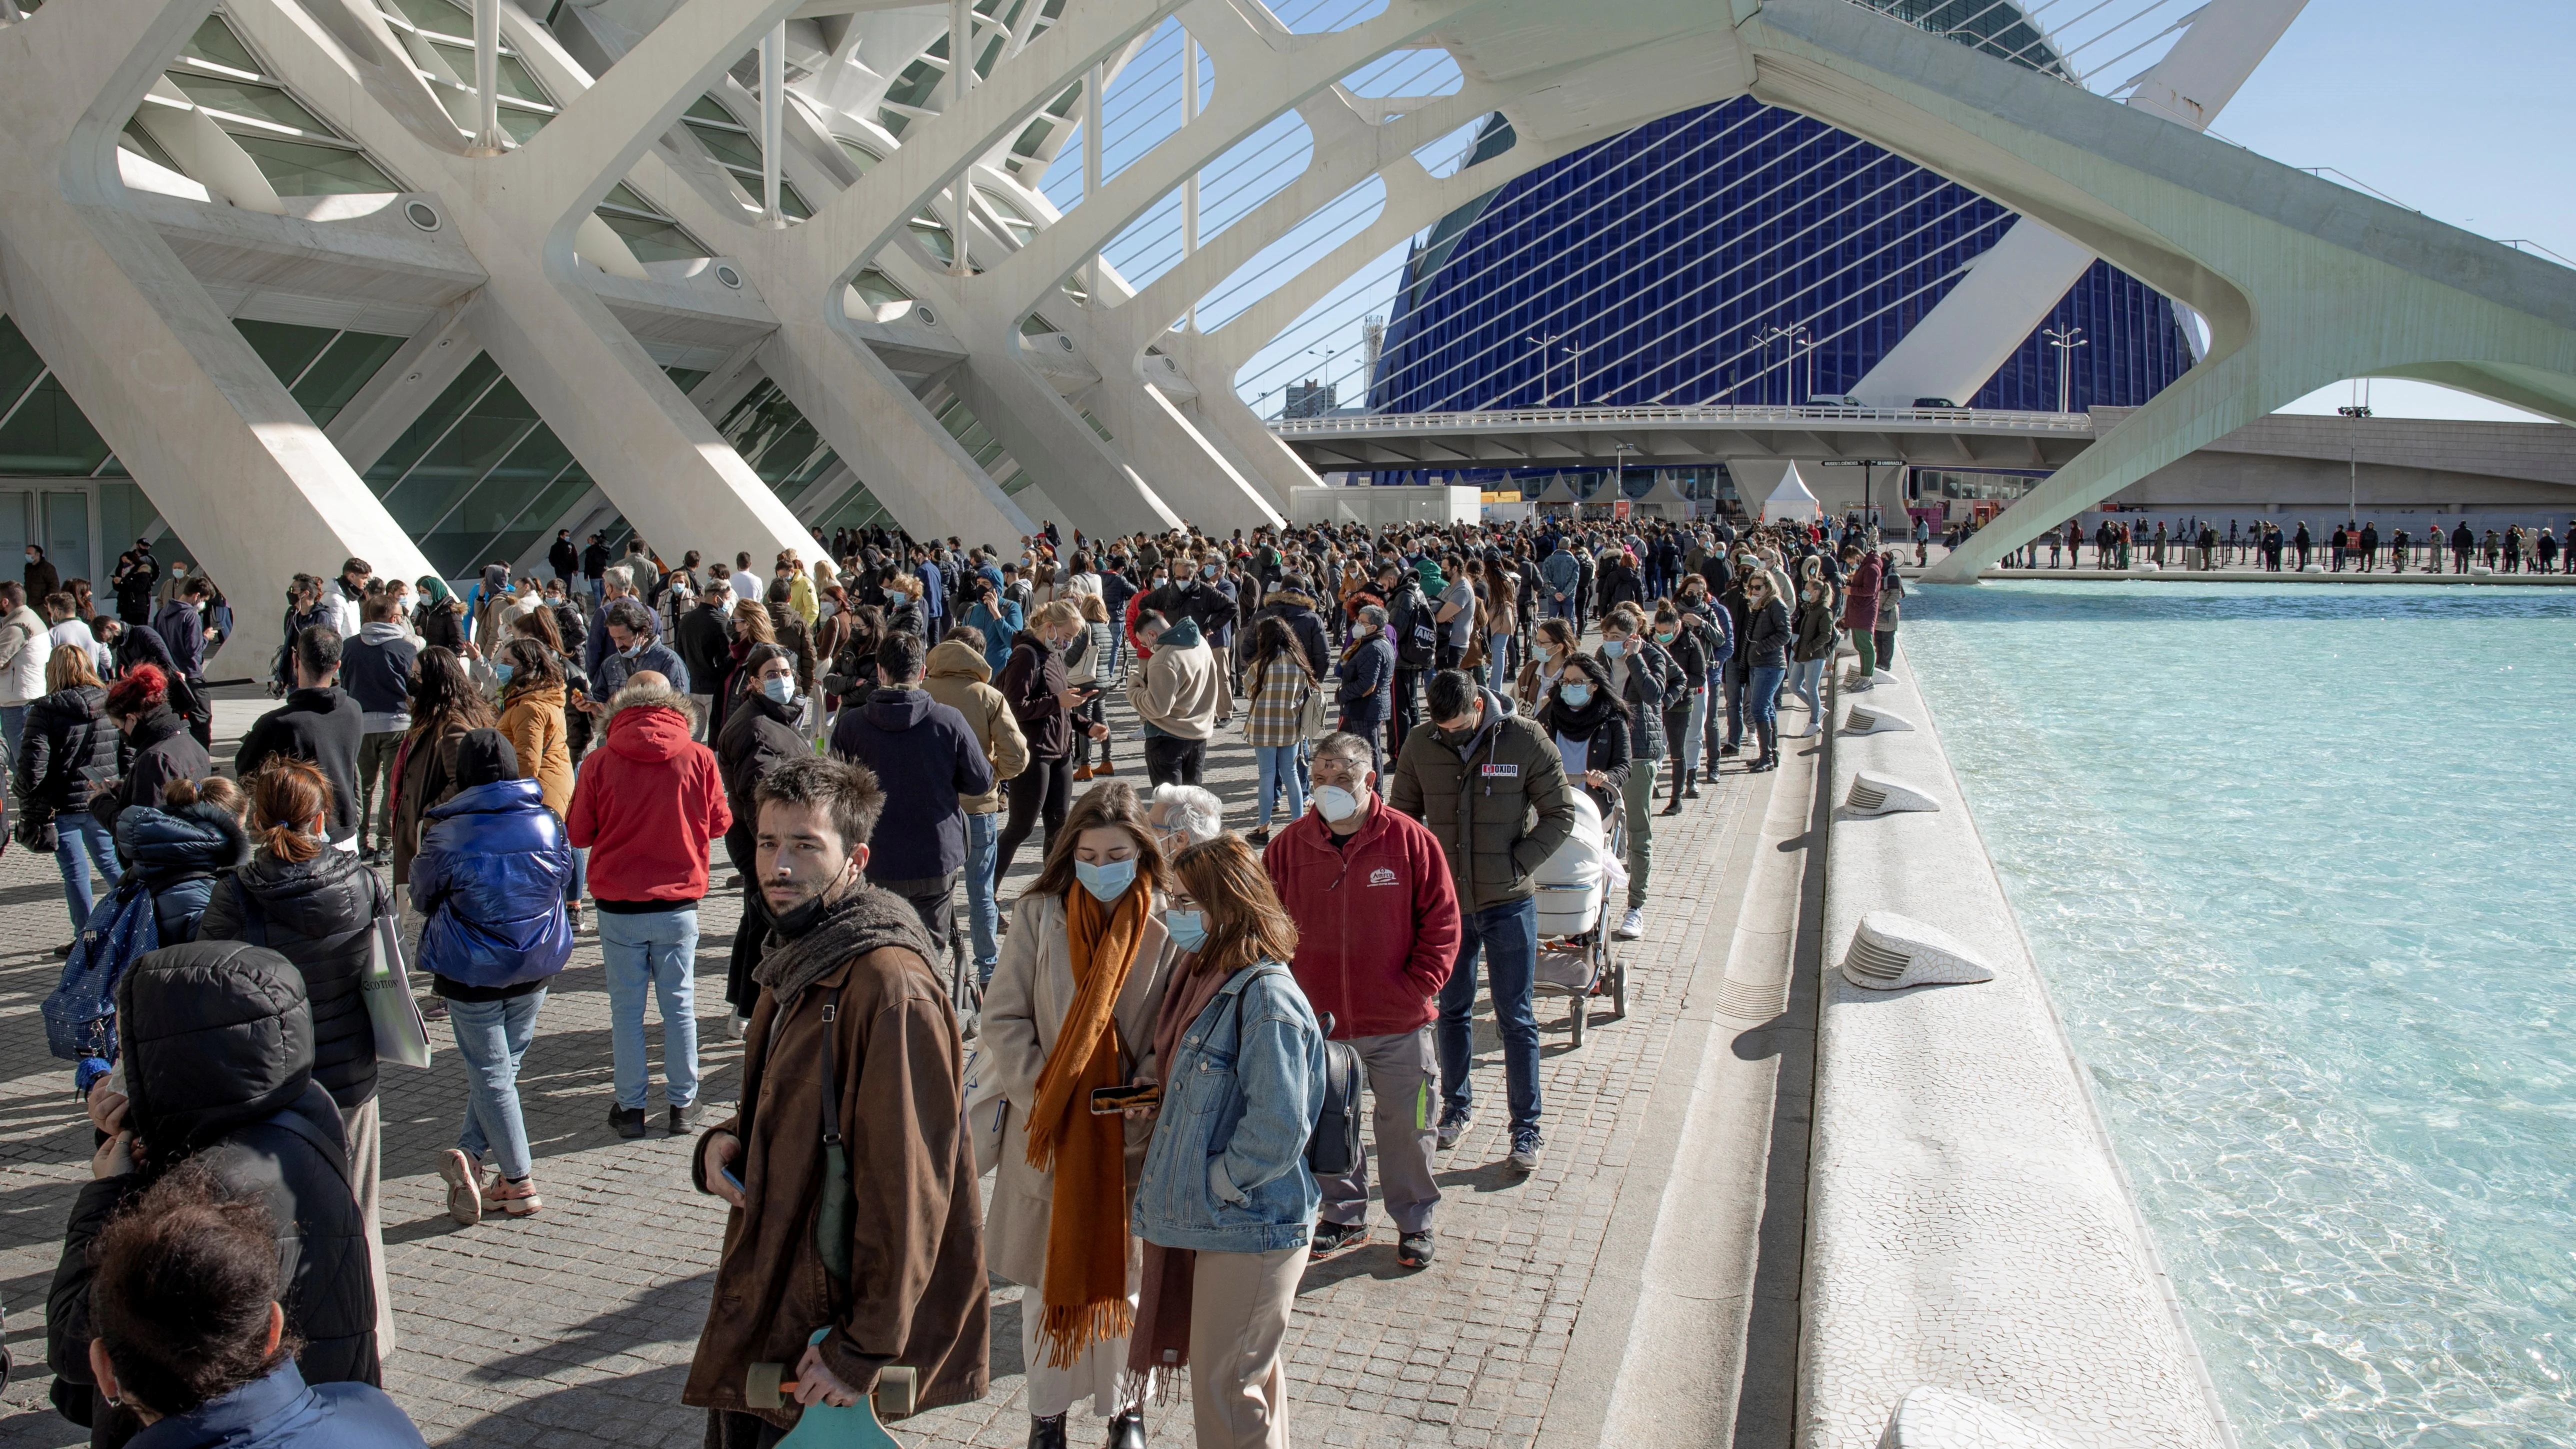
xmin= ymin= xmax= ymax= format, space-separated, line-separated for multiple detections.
xmin=110 ymin=774 xmax=252 ymax=942
xmin=1126 ymin=834 xmax=1325 ymax=1446
xmin=410 ymin=728 xmax=572 ymax=1226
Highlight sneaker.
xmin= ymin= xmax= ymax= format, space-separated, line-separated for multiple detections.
xmin=1396 ymin=1231 xmax=1436 ymax=1270
xmin=437 ymin=1148 xmax=483 ymax=1226
xmin=1436 ymin=1107 xmax=1472 ymax=1151
xmin=1507 ymin=1130 xmax=1544 ymax=1173
xmin=483 ymin=1176 xmax=544 ymax=1218
xmin=1311 ymin=1220 xmax=1371 ymax=1258
xmin=1614 ymin=908 xmax=1643 ymax=940
xmin=1248 ymin=826 xmax=1271 ymax=848
xmin=608 ymin=1104 xmax=647 ymax=1139
xmin=670 ymin=1102 xmax=705 ymax=1136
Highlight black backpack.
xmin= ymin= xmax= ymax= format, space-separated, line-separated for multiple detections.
xmin=1389 ymin=588 xmax=1438 ymax=670
xmin=1238 ymin=965 xmax=1362 ymax=1177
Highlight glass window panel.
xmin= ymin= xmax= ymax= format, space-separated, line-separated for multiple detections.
xmin=0 ymin=494 xmax=32 ymax=561
xmin=685 ymin=96 xmax=736 ymax=124
xmin=883 ymin=62 xmax=944 ymax=112
xmin=602 ymin=183 xmax=664 ymax=216
xmin=0 ymin=316 xmax=49 ymax=416
xmin=475 ymin=462 xmax=592 ymax=570
xmin=232 ymin=136 xmax=400 ymax=195
xmin=836 ymin=139 xmax=880 ymax=174
xmin=293 ymin=331 xmax=406 ymax=428
xmin=384 ymin=378 xmax=540 ymax=534
xmin=0 ymin=376 xmax=114 ymax=476
xmin=170 ymin=74 xmax=332 ymax=134
xmin=813 ymin=480 xmax=894 ymax=535
xmin=182 ymin=16 xmax=261 ymax=73
xmin=98 ymin=483 xmax=154 ymax=560
xmin=364 ymin=354 xmax=499 ymax=492
xmin=664 ymin=368 xmax=710 ymax=394
xmin=496 ymin=106 xmax=548 ymax=144
xmin=852 ymin=269 xmax=911 ymax=307
xmin=234 ymin=320 xmax=338 ymax=386
xmin=876 ymin=109 xmax=912 ymax=140
xmin=96 ymin=458 xmax=130 ymax=478
xmin=425 ymin=44 xmax=550 ymax=104
xmin=781 ymin=182 xmax=812 ymax=220
xmin=379 ymin=0 xmax=472 ymax=38
xmin=686 ymin=120 xmax=763 ymax=173
xmin=910 ymin=216 xmax=954 ymax=263
xmin=1010 ymin=118 xmax=1052 ymax=158
xmin=120 ymin=118 xmax=184 ymax=174
xmin=598 ymin=210 xmax=706 ymax=264
xmin=45 ymin=492 xmax=91 ymax=580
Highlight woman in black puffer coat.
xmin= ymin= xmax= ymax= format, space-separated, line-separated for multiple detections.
xmin=48 ymin=938 xmax=380 ymax=1448
xmin=16 ymin=644 xmax=130 ymax=937
xmin=196 ymin=757 xmax=396 ymax=1356
xmin=110 ymin=775 xmax=252 ymax=943
xmin=716 ymin=643 xmax=808 ymax=1032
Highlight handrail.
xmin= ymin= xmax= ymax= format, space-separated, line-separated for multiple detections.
xmin=1268 ymin=404 xmax=2096 ymax=434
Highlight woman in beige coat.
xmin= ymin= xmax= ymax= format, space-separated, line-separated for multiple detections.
xmin=983 ymin=780 xmax=1178 ymax=1449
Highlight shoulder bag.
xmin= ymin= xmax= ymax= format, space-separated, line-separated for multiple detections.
xmin=231 ymin=874 xmax=432 ymax=1070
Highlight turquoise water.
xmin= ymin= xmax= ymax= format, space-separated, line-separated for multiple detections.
xmin=1902 ymin=582 xmax=2576 ymax=1449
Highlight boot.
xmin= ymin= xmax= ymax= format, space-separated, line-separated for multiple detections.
xmin=1028 ymin=1414 xmax=1068 ymax=1449
xmin=1094 ymin=760 xmax=1115 ymax=776
xmin=1683 ymin=767 xmax=1701 ymax=800
xmin=1106 ymin=1409 xmax=1146 ymax=1449
xmin=1072 ymin=764 xmax=1094 ymax=782
xmin=1659 ymin=763 xmax=1684 ymax=816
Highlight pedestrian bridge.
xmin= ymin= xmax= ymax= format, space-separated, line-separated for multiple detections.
xmin=1270 ymin=404 xmax=2096 ymax=472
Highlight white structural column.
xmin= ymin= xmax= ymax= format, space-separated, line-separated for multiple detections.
xmin=949 ymin=0 xmax=971 ymax=275
xmin=468 ymin=0 xmax=505 ymax=155
xmin=1848 ymin=0 xmax=2310 ymax=407
xmin=760 ymin=22 xmax=786 ymax=227
xmin=0 ymin=0 xmax=437 ymax=680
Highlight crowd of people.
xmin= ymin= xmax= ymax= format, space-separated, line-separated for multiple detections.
xmin=1976 ymin=514 xmax=2576 ymax=574
xmin=24 ymin=508 xmax=1901 ymax=1449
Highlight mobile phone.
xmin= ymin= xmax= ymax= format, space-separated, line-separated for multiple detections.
xmin=1088 ymin=1082 xmax=1162 ymax=1115
xmin=719 ymin=1166 xmax=744 ymax=1195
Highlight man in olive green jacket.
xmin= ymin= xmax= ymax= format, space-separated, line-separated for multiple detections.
xmin=1390 ymin=668 xmax=1576 ymax=1174
xmin=922 ymin=632 xmax=1028 ymax=986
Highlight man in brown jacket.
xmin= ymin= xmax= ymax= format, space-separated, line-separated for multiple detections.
xmin=924 ymin=629 xmax=1028 ymax=988
xmin=686 ymin=756 xmax=988 ymax=1444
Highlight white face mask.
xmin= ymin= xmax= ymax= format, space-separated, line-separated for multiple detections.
xmin=1313 ymin=784 xmax=1364 ymax=822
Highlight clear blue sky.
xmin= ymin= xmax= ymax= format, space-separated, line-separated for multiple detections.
xmin=2219 ymin=0 xmax=2576 ymax=420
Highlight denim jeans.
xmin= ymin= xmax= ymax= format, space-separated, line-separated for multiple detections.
xmin=964 ymin=810 xmax=1001 ymax=984
xmin=54 ymin=812 xmax=120 ymax=932
xmin=450 ymin=989 xmax=546 ymax=1180
xmin=1676 ymin=688 xmax=1707 ymax=776
xmin=1436 ymin=896 xmax=1542 ymax=1136
xmin=1720 ymin=660 xmax=1749 ymax=748
xmin=597 ymin=906 xmax=700 ymax=1111
xmin=1486 ymin=634 xmax=1516 ymax=693
xmin=1253 ymin=744 xmax=1304 ymax=829
xmin=1746 ymin=664 xmax=1786 ymax=750
xmin=1787 ymin=656 xmax=1825 ymax=724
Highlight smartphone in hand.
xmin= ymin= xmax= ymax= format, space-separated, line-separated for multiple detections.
xmin=1088 ymin=1082 xmax=1162 ymax=1116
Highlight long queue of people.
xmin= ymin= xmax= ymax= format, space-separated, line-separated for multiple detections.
xmin=1992 ymin=514 xmax=2576 ymax=574
xmin=24 ymin=508 xmax=1892 ymax=1449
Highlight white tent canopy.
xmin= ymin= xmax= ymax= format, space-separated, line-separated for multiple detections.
xmin=1760 ymin=462 xmax=1822 ymax=522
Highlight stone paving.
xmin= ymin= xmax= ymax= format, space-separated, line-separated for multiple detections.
xmin=0 ymin=680 xmax=1786 ymax=1449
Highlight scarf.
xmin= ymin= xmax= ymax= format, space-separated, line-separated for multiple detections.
xmin=1023 ymin=881 xmax=1153 ymax=1367
xmin=1124 ymin=953 xmax=1234 ymax=1402
xmin=752 ymin=882 xmax=936 ymax=1004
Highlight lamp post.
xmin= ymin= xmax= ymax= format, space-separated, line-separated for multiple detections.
xmin=1751 ymin=323 xmax=1812 ymax=406
xmin=1524 ymin=332 xmax=1560 ymax=406
xmin=2338 ymin=400 xmax=2373 ymax=528
xmin=1562 ymin=340 xmax=1587 ymax=408
xmin=2042 ymin=326 xmax=2088 ymax=415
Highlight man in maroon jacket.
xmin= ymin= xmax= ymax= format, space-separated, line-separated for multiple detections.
xmin=1263 ymin=730 xmax=1462 ymax=1270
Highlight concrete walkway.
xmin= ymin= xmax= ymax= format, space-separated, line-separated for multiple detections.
xmin=0 ymin=682 xmax=1827 ymax=1449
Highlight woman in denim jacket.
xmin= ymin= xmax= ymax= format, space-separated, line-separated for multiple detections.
xmin=1126 ymin=833 xmax=1326 ymax=1449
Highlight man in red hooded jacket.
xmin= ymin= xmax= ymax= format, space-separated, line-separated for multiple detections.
xmin=568 ymin=672 xmax=732 ymax=1140
xmin=1263 ymin=730 xmax=1460 ymax=1270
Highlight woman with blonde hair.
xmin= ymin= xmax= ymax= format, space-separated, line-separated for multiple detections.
xmin=983 ymin=781 xmax=1181 ymax=1449
xmin=18 ymin=642 xmax=124 ymax=938
xmin=1127 ymin=833 xmax=1326 ymax=1449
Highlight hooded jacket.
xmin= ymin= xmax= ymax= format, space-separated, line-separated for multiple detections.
xmin=90 ymin=704 xmax=210 ymax=838
xmin=338 ymin=623 xmax=416 ymax=730
xmin=683 ymin=886 xmax=988 ymax=1427
xmin=48 ymin=940 xmax=380 ymax=1441
xmin=1251 ymin=591 xmax=1331 ymax=678
xmin=921 ymin=640 xmax=1027 ymax=816
xmin=566 ymin=699 xmax=730 ymax=907
xmin=994 ymin=628 xmax=1070 ymax=760
xmin=674 ymin=599 xmax=732 ymax=693
xmin=236 ymin=688 xmax=366 ymax=844
xmin=1263 ymin=800 xmax=1460 ymax=1039
xmin=717 ymin=686 xmax=810 ymax=874
xmin=196 ymin=846 xmax=386 ymax=1110
xmin=413 ymin=778 xmax=574 ymax=994
xmin=1389 ymin=686 xmax=1580 ymax=913
xmin=1334 ymin=632 xmax=1394 ymax=729
xmin=496 ymin=683 xmax=574 ymax=816
xmin=1125 ymin=616 xmax=1218 ymax=740
xmin=18 ymin=683 xmax=126 ymax=816
xmin=0 ymin=602 xmax=50 ymax=706
xmin=1535 ymin=687 xmax=1634 ymax=811
xmin=829 ymin=688 xmax=992 ymax=884
xmin=114 ymin=798 xmax=252 ymax=943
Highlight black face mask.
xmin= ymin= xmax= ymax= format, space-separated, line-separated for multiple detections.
xmin=771 ymin=860 xmax=860 ymax=939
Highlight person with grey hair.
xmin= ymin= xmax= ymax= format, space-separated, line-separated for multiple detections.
xmin=1145 ymin=782 xmax=1224 ymax=856
xmin=584 ymin=564 xmax=638 ymax=679
xmin=1335 ymin=602 xmax=1396 ymax=783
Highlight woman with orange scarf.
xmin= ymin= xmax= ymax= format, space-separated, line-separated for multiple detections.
xmin=983 ymin=781 xmax=1179 ymax=1449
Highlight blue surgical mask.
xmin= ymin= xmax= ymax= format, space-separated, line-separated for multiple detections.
xmin=1602 ymin=640 xmax=1626 ymax=659
xmin=762 ymin=676 xmax=794 ymax=704
xmin=494 ymin=662 xmax=515 ymax=685
xmin=1164 ymin=908 xmax=1207 ymax=953
xmin=1558 ymin=683 xmax=1592 ymax=708
xmin=1074 ymin=856 xmax=1137 ymax=902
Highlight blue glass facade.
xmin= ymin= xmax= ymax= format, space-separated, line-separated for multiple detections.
xmin=1369 ymin=98 xmax=2193 ymax=416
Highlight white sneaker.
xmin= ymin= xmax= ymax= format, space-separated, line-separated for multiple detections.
xmin=1614 ymin=908 xmax=1643 ymax=940
xmin=724 ymin=1012 xmax=748 ymax=1040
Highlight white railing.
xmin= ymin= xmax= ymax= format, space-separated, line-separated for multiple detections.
xmin=1268 ymin=404 xmax=2096 ymax=436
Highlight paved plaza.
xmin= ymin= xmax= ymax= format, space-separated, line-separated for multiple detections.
xmin=0 ymin=688 xmax=1822 ymax=1449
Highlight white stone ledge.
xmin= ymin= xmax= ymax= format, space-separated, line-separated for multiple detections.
xmin=1804 ymin=654 xmax=2234 ymax=1449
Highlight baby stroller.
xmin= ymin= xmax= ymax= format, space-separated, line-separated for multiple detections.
xmin=1532 ymin=788 xmax=1628 ymax=1046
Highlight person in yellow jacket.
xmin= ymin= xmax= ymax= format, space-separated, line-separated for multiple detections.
xmin=924 ymin=630 xmax=1029 ymax=987
xmin=494 ymin=637 xmax=578 ymax=930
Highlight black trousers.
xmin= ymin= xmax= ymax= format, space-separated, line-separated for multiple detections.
xmin=724 ymin=835 xmax=767 ymax=1016
xmin=1388 ymin=666 xmax=1422 ymax=754
xmin=996 ymin=754 xmax=1072 ymax=882
xmin=880 ymin=872 xmax=958 ymax=960
xmin=1144 ymin=736 xmax=1206 ymax=786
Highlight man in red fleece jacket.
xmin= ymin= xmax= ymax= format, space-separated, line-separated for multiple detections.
xmin=568 ymin=672 xmax=732 ymax=1140
xmin=1264 ymin=730 xmax=1460 ymax=1270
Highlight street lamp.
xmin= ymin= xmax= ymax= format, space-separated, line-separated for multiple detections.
xmin=2338 ymin=398 xmax=2373 ymax=528
xmin=1751 ymin=322 xmax=1813 ymax=406
xmin=1524 ymin=332 xmax=1560 ymax=406
xmin=1562 ymin=340 xmax=1588 ymax=408
xmin=2042 ymin=326 xmax=2088 ymax=415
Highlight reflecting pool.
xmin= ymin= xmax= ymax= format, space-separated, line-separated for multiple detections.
xmin=1904 ymin=582 xmax=2576 ymax=1448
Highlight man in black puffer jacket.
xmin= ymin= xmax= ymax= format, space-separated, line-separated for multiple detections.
xmin=48 ymin=939 xmax=379 ymax=1446
xmin=235 ymin=628 xmax=366 ymax=848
